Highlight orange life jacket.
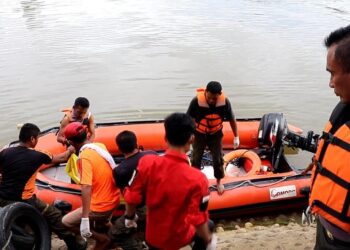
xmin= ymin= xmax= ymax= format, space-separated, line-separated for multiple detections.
xmin=196 ymin=88 xmax=226 ymax=135
xmin=310 ymin=120 xmax=350 ymax=233
xmin=61 ymin=108 xmax=91 ymax=126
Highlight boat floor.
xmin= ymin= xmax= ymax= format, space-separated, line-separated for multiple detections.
xmin=41 ymin=164 xmax=249 ymax=184
xmin=40 ymin=149 xmax=294 ymax=183
xmin=41 ymin=165 xmax=71 ymax=183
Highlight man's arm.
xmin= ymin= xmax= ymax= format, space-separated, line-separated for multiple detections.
xmin=123 ymin=168 xmax=146 ymax=228
xmin=57 ymin=117 xmax=70 ymax=144
xmin=125 ymin=202 xmax=137 ymax=218
xmin=229 ymin=119 xmax=238 ymax=136
xmin=87 ymin=115 xmax=95 ymax=142
xmin=81 ymin=184 xmax=92 ymax=217
xmin=124 ymin=157 xmax=151 ymax=216
xmin=226 ymin=98 xmax=239 ymax=149
xmin=80 ymin=184 xmax=93 ymax=238
xmin=187 ymin=175 xmax=211 ymax=241
xmin=186 ymin=97 xmax=198 ymax=118
xmin=124 ymin=171 xmax=145 ymax=208
xmin=51 ymin=146 xmax=75 ymax=164
xmin=225 ymin=98 xmax=238 ymax=136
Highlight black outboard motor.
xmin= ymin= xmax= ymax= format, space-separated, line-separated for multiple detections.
xmin=258 ymin=113 xmax=288 ymax=170
xmin=258 ymin=113 xmax=288 ymax=149
xmin=258 ymin=113 xmax=320 ymax=170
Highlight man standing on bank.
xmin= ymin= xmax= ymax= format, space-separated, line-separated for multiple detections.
xmin=187 ymin=81 xmax=239 ymax=195
xmin=308 ymin=25 xmax=350 ymax=249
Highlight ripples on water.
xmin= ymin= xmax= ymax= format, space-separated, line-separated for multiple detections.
xmin=0 ymin=0 xmax=349 ymax=151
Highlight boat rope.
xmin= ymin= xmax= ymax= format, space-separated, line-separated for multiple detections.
xmin=2 ymin=231 xmax=12 ymax=250
xmin=210 ymin=180 xmax=248 ymax=191
xmin=210 ymin=176 xmax=289 ymax=191
xmin=36 ymin=183 xmax=81 ymax=195
xmin=246 ymin=176 xmax=288 ymax=188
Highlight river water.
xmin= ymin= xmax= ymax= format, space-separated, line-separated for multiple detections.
xmin=1 ymin=0 xmax=350 ymax=164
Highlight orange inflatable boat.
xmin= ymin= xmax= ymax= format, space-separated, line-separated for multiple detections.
xmin=27 ymin=113 xmax=312 ymax=218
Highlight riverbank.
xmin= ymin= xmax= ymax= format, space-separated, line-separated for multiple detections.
xmin=52 ymin=211 xmax=316 ymax=249
xmin=212 ymin=212 xmax=316 ymax=250
xmin=216 ymin=221 xmax=315 ymax=250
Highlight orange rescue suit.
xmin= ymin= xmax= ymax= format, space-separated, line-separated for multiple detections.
xmin=310 ymin=120 xmax=350 ymax=233
xmin=196 ymin=88 xmax=226 ymax=134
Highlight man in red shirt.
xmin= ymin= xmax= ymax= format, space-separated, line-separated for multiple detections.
xmin=124 ymin=113 xmax=215 ymax=250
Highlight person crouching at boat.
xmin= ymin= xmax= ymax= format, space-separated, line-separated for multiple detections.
xmin=187 ymin=81 xmax=239 ymax=195
xmin=0 ymin=123 xmax=87 ymax=250
xmin=124 ymin=113 xmax=216 ymax=250
xmin=109 ymin=130 xmax=157 ymax=249
xmin=57 ymin=97 xmax=96 ymax=145
xmin=62 ymin=122 xmax=120 ymax=250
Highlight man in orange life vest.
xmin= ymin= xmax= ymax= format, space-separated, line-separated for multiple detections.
xmin=57 ymin=97 xmax=95 ymax=145
xmin=308 ymin=25 xmax=350 ymax=249
xmin=187 ymin=81 xmax=239 ymax=195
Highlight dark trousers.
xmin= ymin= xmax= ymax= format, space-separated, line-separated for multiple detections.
xmin=192 ymin=220 xmax=215 ymax=250
xmin=0 ymin=195 xmax=75 ymax=241
xmin=191 ymin=130 xmax=224 ymax=179
xmin=109 ymin=206 xmax=146 ymax=250
xmin=314 ymin=218 xmax=350 ymax=250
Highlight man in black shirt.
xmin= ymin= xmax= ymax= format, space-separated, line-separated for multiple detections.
xmin=110 ymin=130 xmax=156 ymax=249
xmin=0 ymin=123 xmax=86 ymax=250
xmin=113 ymin=130 xmax=157 ymax=192
xmin=187 ymin=81 xmax=239 ymax=195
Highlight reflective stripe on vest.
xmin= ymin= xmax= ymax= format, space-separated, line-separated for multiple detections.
xmin=196 ymin=88 xmax=225 ymax=134
xmin=310 ymin=120 xmax=350 ymax=232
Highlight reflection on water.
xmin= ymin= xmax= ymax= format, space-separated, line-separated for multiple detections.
xmin=21 ymin=0 xmax=44 ymax=29
xmin=0 ymin=1 xmax=349 ymax=164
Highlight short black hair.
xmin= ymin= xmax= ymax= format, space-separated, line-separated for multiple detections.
xmin=325 ymin=25 xmax=350 ymax=73
xmin=164 ymin=113 xmax=195 ymax=146
xmin=116 ymin=130 xmax=137 ymax=154
xmin=74 ymin=97 xmax=90 ymax=108
xmin=206 ymin=81 xmax=222 ymax=94
xmin=325 ymin=25 xmax=350 ymax=48
xmin=19 ymin=123 xmax=40 ymax=142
